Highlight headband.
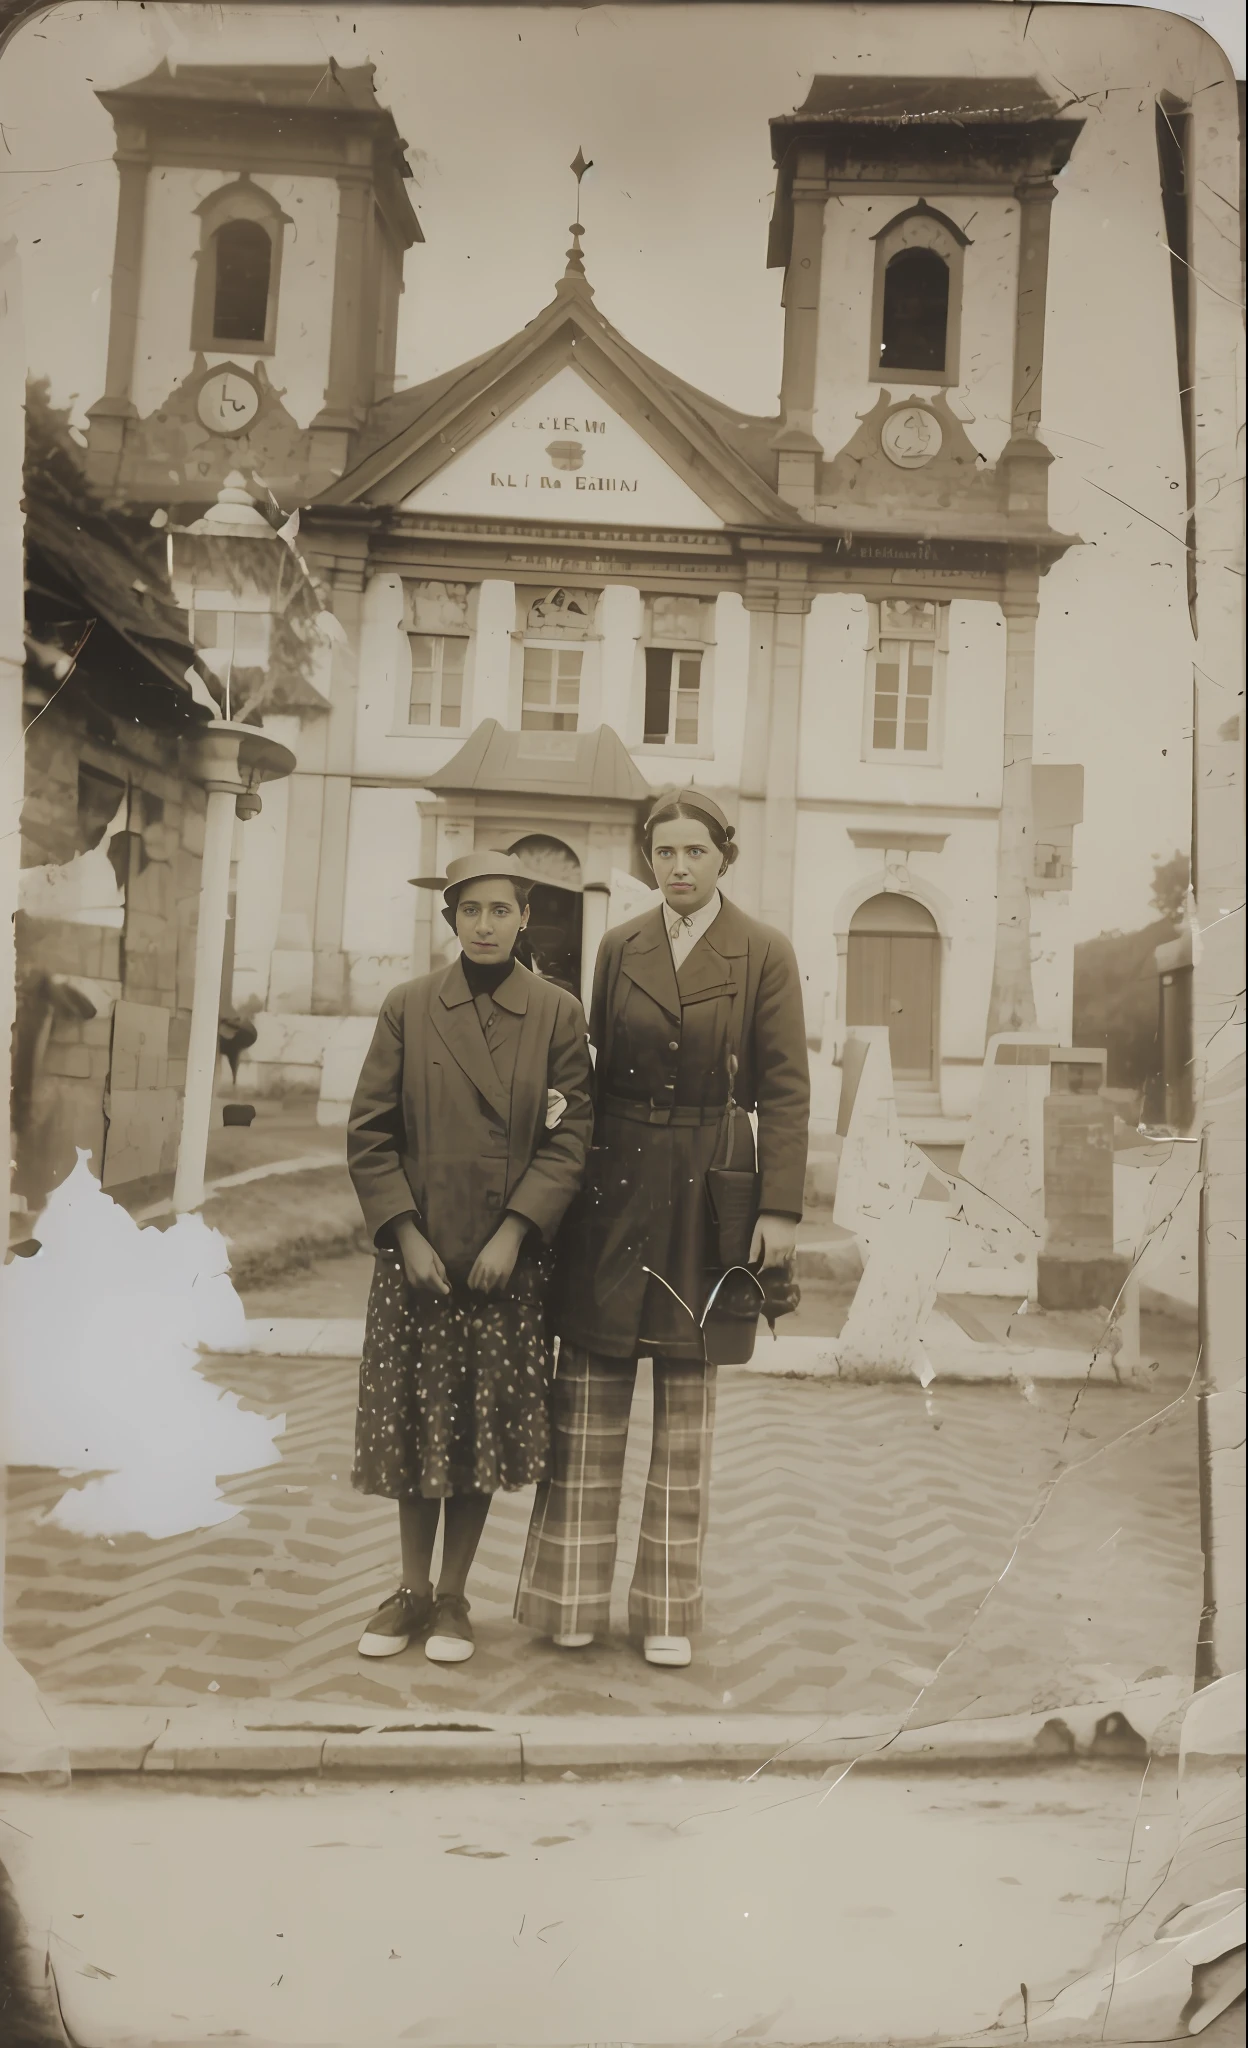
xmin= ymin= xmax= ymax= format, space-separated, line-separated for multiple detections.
xmin=643 ymin=788 xmax=735 ymax=841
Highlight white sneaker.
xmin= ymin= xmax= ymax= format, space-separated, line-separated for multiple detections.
xmin=553 ymin=1632 xmax=594 ymax=1649
xmin=644 ymin=1635 xmax=691 ymax=1668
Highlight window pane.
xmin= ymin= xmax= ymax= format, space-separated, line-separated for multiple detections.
xmin=213 ymin=218 xmax=272 ymax=344
xmin=522 ymin=647 xmax=553 ymax=707
xmin=644 ymin=647 xmax=673 ymax=743
xmin=554 ymin=649 xmax=582 ymax=710
xmin=194 ymin=611 xmax=222 ymax=649
xmin=408 ymin=633 xmax=435 ymax=724
xmin=872 ymin=651 xmax=901 ymax=749
xmin=907 ymin=643 xmax=934 ymax=689
xmin=441 ymin=636 xmax=468 ymax=677
xmin=674 ymin=654 xmax=701 ymax=745
xmin=903 ymin=701 xmax=931 ymax=750
xmin=879 ymin=247 xmax=949 ymax=374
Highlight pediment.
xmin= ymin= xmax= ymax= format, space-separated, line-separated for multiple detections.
xmin=400 ymin=366 xmax=726 ymax=529
xmin=321 ymin=283 xmax=801 ymax=529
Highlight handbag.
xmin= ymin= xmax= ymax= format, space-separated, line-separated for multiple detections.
xmin=705 ymin=1052 xmax=760 ymax=1269
xmin=704 ymin=1030 xmax=801 ymax=1334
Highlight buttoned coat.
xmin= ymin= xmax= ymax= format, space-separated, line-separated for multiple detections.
xmin=347 ymin=958 xmax=594 ymax=1284
xmin=555 ymin=896 xmax=810 ymax=1360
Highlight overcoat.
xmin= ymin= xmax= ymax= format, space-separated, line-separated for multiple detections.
xmin=347 ymin=957 xmax=594 ymax=1283
xmin=555 ymin=896 xmax=810 ymax=1361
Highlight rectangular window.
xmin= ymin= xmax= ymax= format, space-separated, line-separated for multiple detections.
xmin=522 ymin=645 xmax=582 ymax=731
xmin=408 ymin=633 xmax=467 ymax=728
xmin=866 ymin=601 xmax=942 ymax=758
xmin=644 ymin=647 xmax=703 ymax=746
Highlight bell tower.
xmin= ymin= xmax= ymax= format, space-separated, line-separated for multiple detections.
xmin=85 ymin=61 xmax=422 ymax=511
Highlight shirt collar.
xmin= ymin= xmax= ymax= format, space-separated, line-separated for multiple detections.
xmin=667 ymin=889 xmax=722 ymax=944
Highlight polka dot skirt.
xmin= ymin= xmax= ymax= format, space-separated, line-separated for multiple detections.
xmin=352 ymin=1242 xmax=554 ymax=1500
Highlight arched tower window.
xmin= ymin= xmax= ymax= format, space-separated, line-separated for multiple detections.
xmin=870 ymin=202 xmax=970 ymax=386
xmin=212 ymin=220 xmax=272 ymax=345
xmin=191 ymin=177 xmax=291 ymax=356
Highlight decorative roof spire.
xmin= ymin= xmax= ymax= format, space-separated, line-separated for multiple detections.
xmin=560 ymin=148 xmax=595 ymax=295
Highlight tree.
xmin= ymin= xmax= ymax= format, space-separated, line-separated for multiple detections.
xmin=1150 ymin=849 xmax=1191 ymax=924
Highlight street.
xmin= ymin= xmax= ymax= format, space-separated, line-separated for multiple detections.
xmin=4 ymin=1249 xmax=1201 ymax=1722
xmin=1 ymin=1762 xmax=1181 ymax=2047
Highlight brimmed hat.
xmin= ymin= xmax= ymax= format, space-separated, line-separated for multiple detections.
xmin=409 ymin=850 xmax=534 ymax=894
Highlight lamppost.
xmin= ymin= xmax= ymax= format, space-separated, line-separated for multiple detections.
xmin=173 ymin=721 xmax=294 ymax=1215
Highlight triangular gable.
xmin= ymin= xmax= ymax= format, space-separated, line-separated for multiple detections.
xmin=319 ymin=279 xmax=802 ymax=530
xmin=401 ymin=366 xmax=725 ymax=529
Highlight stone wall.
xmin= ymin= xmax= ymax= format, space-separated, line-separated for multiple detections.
xmin=14 ymin=704 xmax=204 ymax=1216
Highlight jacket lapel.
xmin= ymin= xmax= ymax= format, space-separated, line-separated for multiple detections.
xmin=619 ymin=908 xmax=681 ymax=1020
xmin=430 ymin=958 xmax=511 ymax=1118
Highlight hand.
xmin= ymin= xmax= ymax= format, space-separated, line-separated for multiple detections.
xmin=749 ymin=1213 xmax=798 ymax=1271
xmin=468 ymin=1215 xmax=528 ymax=1296
xmin=393 ymin=1216 xmax=451 ymax=1296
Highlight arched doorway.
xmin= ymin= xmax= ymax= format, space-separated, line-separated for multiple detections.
xmin=508 ymin=835 xmax=583 ymax=996
xmin=847 ymin=893 xmax=940 ymax=1086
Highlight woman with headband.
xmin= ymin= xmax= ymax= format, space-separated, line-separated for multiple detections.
xmin=346 ymin=851 xmax=592 ymax=1667
xmin=516 ymin=790 xmax=810 ymax=1669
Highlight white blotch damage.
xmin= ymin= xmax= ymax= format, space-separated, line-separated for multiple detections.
xmin=0 ymin=1152 xmax=283 ymax=1538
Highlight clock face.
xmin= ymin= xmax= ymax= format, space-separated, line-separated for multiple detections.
xmin=196 ymin=370 xmax=261 ymax=437
xmin=881 ymin=406 xmax=943 ymax=470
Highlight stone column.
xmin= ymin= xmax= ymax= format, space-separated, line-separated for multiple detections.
xmin=85 ymin=125 xmax=150 ymax=489
xmin=580 ymin=884 xmax=610 ymax=1017
xmin=737 ymin=564 xmax=812 ymax=934
xmin=1001 ymin=178 xmax=1058 ymax=521
xmin=771 ymin=149 xmax=826 ymax=517
xmin=173 ymin=726 xmax=294 ymax=1214
xmin=987 ymin=597 xmax=1040 ymax=1036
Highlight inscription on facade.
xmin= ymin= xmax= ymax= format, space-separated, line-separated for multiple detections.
xmin=489 ymin=471 xmax=640 ymax=495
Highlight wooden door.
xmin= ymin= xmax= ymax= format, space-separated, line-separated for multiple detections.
xmin=846 ymin=894 xmax=940 ymax=1082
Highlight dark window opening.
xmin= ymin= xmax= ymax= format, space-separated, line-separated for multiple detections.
xmin=212 ymin=219 xmax=272 ymax=344
xmin=644 ymin=647 xmax=674 ymax=743
xmin=879 ymin=247 xmax=949 ymax=374
xmin=643 ymin=646 xmax=703 ymax=746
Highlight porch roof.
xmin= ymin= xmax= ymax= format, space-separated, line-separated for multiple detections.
xmin=421 ymin=720 xmax=654 ymax=803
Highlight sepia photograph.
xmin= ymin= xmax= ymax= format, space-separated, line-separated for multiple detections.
xmin=0 ymin=0 xmax=1243 ymax=2041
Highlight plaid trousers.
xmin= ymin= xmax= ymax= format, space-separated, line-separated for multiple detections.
xmin=515 ymin=1347 xmax=717 ymax=1639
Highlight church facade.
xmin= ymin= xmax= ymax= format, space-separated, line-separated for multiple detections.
xmin=85 ymin=62 xmax=1091 ymax=1130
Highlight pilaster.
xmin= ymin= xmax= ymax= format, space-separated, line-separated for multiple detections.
xmin=737 ymin=558 xmax=813 ymax=935
xmin=311 ymin=561 xmax=365 ymax=1012
xmin=771 ymin=148 xmax=827 ymax=518
xmin=987 ymin=593 xmax=1040 ymax=1037
xmin=85 ymin=128 xmax=150 ymax=490
xmin=1001 ymin=178 xmax=1058 ymax=522
xmin=311 ymin=153 xmax=374 ymax=476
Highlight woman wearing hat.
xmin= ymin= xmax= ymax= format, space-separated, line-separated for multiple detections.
xmin=347 ymin=851 xmax=593 ymax=1665
xmin=515 ymin=791 xmax=809 ymax=1669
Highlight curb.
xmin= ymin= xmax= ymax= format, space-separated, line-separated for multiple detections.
xmin=35 ymin=1683 xmax=1190 ymax=1780
xmin=216 ymin=1316 xmax=1186 ymax=1385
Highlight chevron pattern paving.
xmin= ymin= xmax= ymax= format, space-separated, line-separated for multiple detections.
xmin=5 ymin=1358 xmax=1201 ymax=1717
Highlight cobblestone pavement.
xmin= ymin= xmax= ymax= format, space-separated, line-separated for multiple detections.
xmin=5 ymin=1337 xmax=1201 ymax=1718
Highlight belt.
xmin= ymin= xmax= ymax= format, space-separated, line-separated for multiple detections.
xmin=603 ymin=1096 xmax=731 ymax=1128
